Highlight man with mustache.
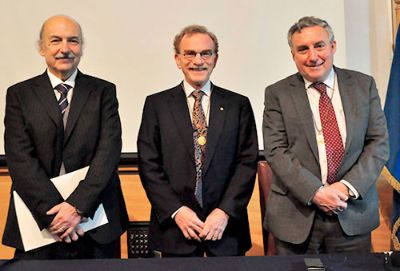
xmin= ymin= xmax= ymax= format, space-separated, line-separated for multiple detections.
xmin=263 ymin=16 xmax=389 ymax=254
xmin=138 ymin=25 xmax=258 ymax=256
xmin=3 ymin=15 xmax=128 ymax=259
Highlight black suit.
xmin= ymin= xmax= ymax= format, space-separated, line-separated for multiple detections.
xmin=137 ymin=83 xmax=258 ymax=255
xmin=3 ymin=71 xmax=128 ymax=253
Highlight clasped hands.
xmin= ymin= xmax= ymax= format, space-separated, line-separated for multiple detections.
xmin=46 ymin=202 xmax=84 ymax=243
xmin=174 ymin=206 xmax=228 ymax=242
xmin=312 ymin=182 xmax=349 ymax=215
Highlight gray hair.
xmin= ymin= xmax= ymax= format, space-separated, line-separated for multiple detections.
xmin=287 ymin=16 xmax=334 ymax=48
xmin=173 ymin=24 xmax=219 ymax=54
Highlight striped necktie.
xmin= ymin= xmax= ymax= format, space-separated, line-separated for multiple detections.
xmin=55 ymin=83 xmax=72 ymax=116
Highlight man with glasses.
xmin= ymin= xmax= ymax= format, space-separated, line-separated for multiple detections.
xmin=138 ymin=25 xmax=258 ymax=257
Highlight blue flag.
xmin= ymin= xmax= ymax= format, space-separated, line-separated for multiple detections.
xmin=384 ymin=25 xmax=400 ymax=250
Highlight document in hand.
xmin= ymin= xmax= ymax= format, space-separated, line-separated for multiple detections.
xmin=13 ymin=166 xmax=109 ymax=251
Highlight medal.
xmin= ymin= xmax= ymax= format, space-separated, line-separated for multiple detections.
xmin=198 ymin=136 xmax=207 ymax=146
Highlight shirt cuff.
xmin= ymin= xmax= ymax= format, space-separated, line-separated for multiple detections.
xmin=308 ymin=186 xmax=324 ymax=206
xmin=171 ymin=206 xmax=184 ymax=219
xmin=340 ymin=180 xmax=359 ymax=199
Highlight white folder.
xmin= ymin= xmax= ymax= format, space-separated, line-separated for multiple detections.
xmin=13 ymin=166 xmax=108 ymax=251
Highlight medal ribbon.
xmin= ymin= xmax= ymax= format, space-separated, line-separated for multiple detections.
xmin=191 ymin=90 xmax=207 ymax=207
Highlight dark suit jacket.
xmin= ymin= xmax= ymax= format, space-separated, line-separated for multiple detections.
xmin=3 ymin=71 xmax=129 ymax=251
xmin=137 ymin=83 xmax=258 ymax=255
xmin=263 ymin=67 xmax=389 ymax=244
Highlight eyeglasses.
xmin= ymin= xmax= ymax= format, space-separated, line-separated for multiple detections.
xmin=180 ymin=50 xmax=214 ymax=60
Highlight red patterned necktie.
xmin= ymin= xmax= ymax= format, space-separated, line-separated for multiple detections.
xmin=55 ymin=83 xmax=72 ymax=116
xmin=191 ymin=90 xmax=207 ymax=207
xmin=313 ymin=82 xmax=344 ymax=184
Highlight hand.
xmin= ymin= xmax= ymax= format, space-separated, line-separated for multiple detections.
xmin=329 ymin=182 xmax=350 ymax=198
xmin=174 ymin=206 xmax=204 ymax=242
xmin=312 ymin=186 xmax=348 ymax=214
xmin=63 ymin=226 xmax=85 ymax=243
xmin=47 ymin=202 xmax=82 ymax=240
xmin=199 ymin=208 xmax=229 ymax=241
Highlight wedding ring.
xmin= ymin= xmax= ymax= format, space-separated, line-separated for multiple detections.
xmin=60 ymin=226 xmax=66 ymax=232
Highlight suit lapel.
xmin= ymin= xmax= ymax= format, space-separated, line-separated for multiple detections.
xmin=64 ymin=71 xmax=92 ymax=146
xmin=289 ymin=74 xmax=319 ymax=162
xmin=335 ymin=67 xmax=355 ymax=155
xmin=32 ymin=72 xmax=63 ymax=128
xmin=168 ymin=84 xmax=195 ymax=163
xmin=203 ymin=85 xmax=226 ymax=174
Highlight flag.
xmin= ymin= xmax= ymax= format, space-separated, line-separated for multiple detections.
xmin=384 ymin=24 xmax=400 ymax=250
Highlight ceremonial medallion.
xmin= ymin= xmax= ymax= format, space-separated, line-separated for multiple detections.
xmin=198 ymin=136 xmax=207 ymax=146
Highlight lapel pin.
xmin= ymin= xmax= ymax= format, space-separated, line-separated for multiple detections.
xmin=220 ymin=107 xmax=224 ymax=111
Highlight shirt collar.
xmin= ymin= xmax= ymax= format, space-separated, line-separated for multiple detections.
xmin=183 ymin=80 xmax=212 ymax=98
xmin=47 ymin=69 xmax=78 ymax=89
xmin=304 ymin=68 xmax=335 ymax=90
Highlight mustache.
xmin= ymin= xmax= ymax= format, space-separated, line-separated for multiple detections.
xmin=55 ymin=52 xmax=75 ymax=59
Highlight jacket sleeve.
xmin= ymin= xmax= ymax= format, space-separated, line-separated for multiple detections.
xmin=218 ymin=97 xmax=258 ymax=219
xmin=340 ymin=77 xmax=389 ymax=197
xmin=263 ymin=84 xmax=323 ymax=205
xmin=65 ymin=83 xmax=122 ymax=217
xmin=137 ymin=96 xmax=183 ymax=223
xmin=5 ymin=86 xmax=64 ymax=229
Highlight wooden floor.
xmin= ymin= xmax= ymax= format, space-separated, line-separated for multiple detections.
xmin=0 ymin=168 xmax=393 ymax=258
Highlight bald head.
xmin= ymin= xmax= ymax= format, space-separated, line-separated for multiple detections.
xmin=39 ymin=15 xmax=83 ymax=47
xmin=38 ymin=15 xmax=83 ymax=80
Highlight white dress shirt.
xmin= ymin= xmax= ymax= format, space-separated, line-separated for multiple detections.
xmin=304 ymin=68 xmax=359 ymax=198
xmin=47 ymin=69 xmax=77 ymax=107
xmin=171 ymin=80 xmax=212 ymax=219
xmin=183 ymin=80 xmax=211 ymax=124
xmin=47 ymin=69 xmax=78 ymax=176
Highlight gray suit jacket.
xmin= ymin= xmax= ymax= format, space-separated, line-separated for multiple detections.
xmin=262 ymin=67 xmax=389 ymax=244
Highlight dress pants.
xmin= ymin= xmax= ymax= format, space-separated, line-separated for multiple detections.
xmin=275 ymin=211 xmax=371 ymax=255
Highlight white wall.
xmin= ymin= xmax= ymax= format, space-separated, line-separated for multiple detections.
xmin=0 ymin=0 xmax=391 ymax=154
xmin=344 ymin=0 xmax=392 ymax=105
xmin=344 ymin=0 xmax=372 ymax=75
xmin=368 ymin=0 xmax=393 ymax=105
